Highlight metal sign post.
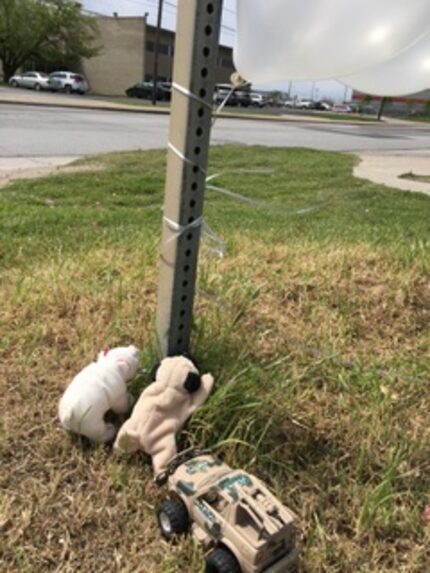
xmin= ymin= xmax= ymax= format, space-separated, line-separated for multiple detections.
xmin=156 ymin=0 xmax=224 ymax=357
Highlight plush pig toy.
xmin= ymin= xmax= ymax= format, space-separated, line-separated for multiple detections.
xmin=59 ymin=345 xmax=140 ymax=442
xmin=114 ymin=356 xmax=214 ymax=475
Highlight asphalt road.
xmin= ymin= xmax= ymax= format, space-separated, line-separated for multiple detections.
xmin=1 ymin=103 xmax=430 ymax=157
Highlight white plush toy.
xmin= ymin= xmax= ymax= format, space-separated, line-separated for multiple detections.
xmin=58 ymin=345 xmax=140 ymax=442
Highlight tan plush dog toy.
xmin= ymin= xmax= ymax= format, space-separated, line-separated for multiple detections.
xmin=114 ymin=356 xmax=214 ymax=475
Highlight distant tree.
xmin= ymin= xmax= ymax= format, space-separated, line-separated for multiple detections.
xmin=268 ymin=90 xmax=283 ymax=107
xmin=0 ymin=0 xmax=99 ymax=81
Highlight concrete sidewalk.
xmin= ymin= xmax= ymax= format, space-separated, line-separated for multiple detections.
xmin=0 ymin=157 xmax=76 ymax=189
xmin=355 ymin=152 xmax=430 ymax=195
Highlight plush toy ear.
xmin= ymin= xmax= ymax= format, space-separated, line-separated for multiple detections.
xmin=184 ymin=372 xmax=201 ymax=394
xmin=149 ymin=362 xmax=161 ymax=383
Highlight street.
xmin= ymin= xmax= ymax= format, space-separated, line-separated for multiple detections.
xmin=1 ymin=103 xmax=430 ymax=157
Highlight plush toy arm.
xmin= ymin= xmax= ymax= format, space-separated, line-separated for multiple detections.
xmin=189 ymin=373 xmax=214 ymax=413
xmin=155 ymin=387 xmax=183 ymax=410
xmin=138 ymin=381 xmax=166 ymax=399
xmin=114 ymin=423 xmax=141 ymax=453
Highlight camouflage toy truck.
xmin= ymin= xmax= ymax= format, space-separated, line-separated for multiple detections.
xmin=155 ymin=451 xmax=297 ymax=573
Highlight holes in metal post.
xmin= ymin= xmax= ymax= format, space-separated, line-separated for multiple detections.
xmin=174 ymin=3 xmax=214 ymax=354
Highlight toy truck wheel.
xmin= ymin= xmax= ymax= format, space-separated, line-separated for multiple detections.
xmin=205 ymin=547 xmax=241 ymax=573
xmin=157 ymin=498 xmax=189 ymax=540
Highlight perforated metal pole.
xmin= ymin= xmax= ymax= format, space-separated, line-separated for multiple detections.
xmin=156 ymin=0 xmax=223 ymax=357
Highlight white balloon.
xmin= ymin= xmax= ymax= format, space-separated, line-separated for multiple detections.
xmin=234 ymin=0 xmax=430 ymax=83
xmin=341 ymin=32 xmax=430 ymax=96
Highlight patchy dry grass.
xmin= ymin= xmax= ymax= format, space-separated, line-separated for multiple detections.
xmin=0 ymin=147 xmax=429 ymax=572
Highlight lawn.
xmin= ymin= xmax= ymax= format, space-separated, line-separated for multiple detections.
xmin=0 ymin=146 xmax=429 ymax=572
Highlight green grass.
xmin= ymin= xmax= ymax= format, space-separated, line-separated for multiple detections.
xmin=0 ymin=147 xmax=429 ymax=572
xmin=406 ymin=114 xmax=430 ymax=123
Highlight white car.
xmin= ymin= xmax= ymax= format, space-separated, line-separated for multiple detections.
xmin=8 ymin=71 xmax=50 ymax=91
xmin=283 ymin=99 xmax=295 ymax=108
xmin=296 ymin=100 xmax=315 ymax=109
xmin=332 ymin=103 xmax=353 ymax=113
xmin=48 ymin=71 xmax=89 ymax=94
xmin=250 ymin=93 xmax=265 ymax=108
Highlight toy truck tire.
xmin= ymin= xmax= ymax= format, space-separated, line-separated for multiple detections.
xmin=157 ymin=498 xmax=190 ymax=539
xmin=205 ymin=547 xmax=241 ymax=573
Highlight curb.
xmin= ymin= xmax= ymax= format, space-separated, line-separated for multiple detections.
xmin=0 ymin=97 xmax=170 ymax=116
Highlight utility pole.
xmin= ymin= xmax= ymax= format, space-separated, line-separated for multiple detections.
xmin=156 ymin=0 xmax=223 ymax=357
xmin=152 ymin=0 xmax=164 ymax=105
xmin=377 ymin=97 xmax=387 ymax=121
xmin=143 ymin=11 xmax=149 ymax=82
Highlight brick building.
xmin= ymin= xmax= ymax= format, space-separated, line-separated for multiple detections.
xmin=82 ymin=15 xmax=235 ymax=95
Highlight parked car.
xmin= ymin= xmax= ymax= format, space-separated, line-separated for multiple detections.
xmin=213 ymin=84 xmax=234 ymax=106
xmin=332 ymin=103 xmax=352 ymax=113
xmin=314 ymin=101 xmax=332 ymax=111
xmin=8 ymin=71 xmax=50 ymax=91
xmin=156 ymin=450 xmax=297 ymax=573
xmin=296 ymin=100 xmax=315 ymax=109
xmin=213 ymin=84 xmax=251 ymax=108
xmin=283 ymin=99 xmax=296 ymax=108
xmin=48 ymin=72 xmax=89 ymax=94
xmin=125 ymin=81 xmax=171 ymax=101
xmin=235 ymin=89 xmax=252 ymax=107
xmin=250 ymin=93 xmax=265 ymax=108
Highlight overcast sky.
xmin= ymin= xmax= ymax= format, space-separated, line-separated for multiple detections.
xmin=83 ymin=0 xmax=349 ymax=100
